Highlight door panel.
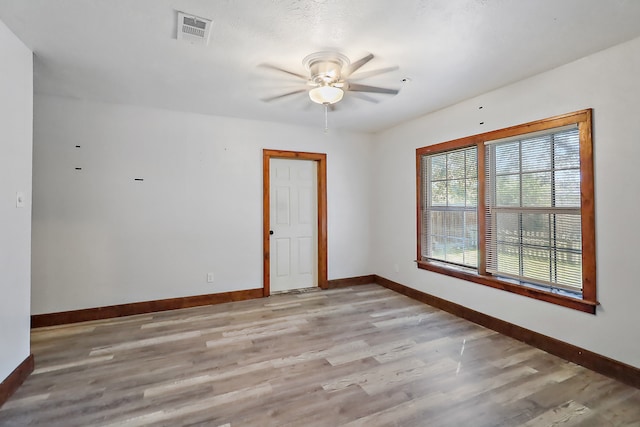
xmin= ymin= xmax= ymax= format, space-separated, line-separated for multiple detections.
xmin=298 ymin=236 xmax=313 ymax=274
xmin=275 ymin=187 xmax=290 ymax=225
xmin=270 ymin=158 xmax=318 ymax=292
xmin=298 ymin=187 xmax=313 ymax=224
xmin=276 ymin=238 xmax=291 ymax=277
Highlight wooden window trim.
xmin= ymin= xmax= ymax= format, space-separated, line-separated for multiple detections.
xmin=416 ymin=109 xmax=597 ymax=314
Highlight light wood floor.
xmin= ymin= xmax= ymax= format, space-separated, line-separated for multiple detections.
xmin=1 ymin=284 xmax=639 ymax=426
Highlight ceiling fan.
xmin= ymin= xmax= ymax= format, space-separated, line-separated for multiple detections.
xmin=259 ymin=51 xmax=400 ymax=107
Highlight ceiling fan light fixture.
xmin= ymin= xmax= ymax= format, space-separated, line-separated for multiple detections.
xmin=309 ymin=85 xmax=344 ymax=105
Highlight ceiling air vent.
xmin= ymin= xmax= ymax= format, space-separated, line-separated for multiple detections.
xmin=177 ymin=12 xmax=212 ymax=46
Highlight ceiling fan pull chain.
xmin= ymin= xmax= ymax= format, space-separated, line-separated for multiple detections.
xmin=324 ymin=103 xmax=329 ymax=133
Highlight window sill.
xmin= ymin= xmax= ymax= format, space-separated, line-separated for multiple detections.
xmin=416 ymin=260 xmax=598 ymax=314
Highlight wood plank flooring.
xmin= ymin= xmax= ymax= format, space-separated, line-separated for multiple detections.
xmin=1 ymin=285 xmax=639 ymax=426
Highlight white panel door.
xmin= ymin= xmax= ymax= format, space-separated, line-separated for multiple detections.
xmin=270 ymin=158 xmax=318 ymax=292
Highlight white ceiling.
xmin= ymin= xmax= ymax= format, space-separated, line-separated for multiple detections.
xmin=2 ymin=0 xmax=640 ymax=133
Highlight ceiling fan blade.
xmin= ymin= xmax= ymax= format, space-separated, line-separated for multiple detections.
xmin=349 ymin=66 xmax=399 ymax=81
xmin=261 ymin=89 xmax=307 ymax=102
xmin=348 ymin=83 xmax=399 ymax=95
xmin=259 ymin=63 xmax=308 ymax=80
xmin=348 ymin=91 xmax=380 ymax=103
xmin=345 ymin=53 xmax=374 ymax=76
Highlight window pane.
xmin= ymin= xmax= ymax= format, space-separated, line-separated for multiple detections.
xmin=555 ymin=250 xmax=582 ymax=289
xmin=522 ymin=172 xmax=552 ymax=207
xmin=447 ymin=151 xmax=466 ymax=179
xmin=446 ymin=211 xmax=464 ymax=239
xmin=448 ymin=179 xmax=465 ymax=206
xmin=496 ymin=213 xmax=519 ymax=245
xmin=497 ymin=243 xmax=520 ymax=276
xmin=431 ymin=181 xmax=447 ymax=206
xmin=429 ymin=211 xmax=445 ymax=237
xmin=429 ymin=235 xmax=446 ymax=260
xmin=430 ymin=210 xmax=445 ymax=232
xmin=555 ymin=169 xmax=581 ymax=207
xmin=522 ymin=136 xmax=551 ymax=172
xmin=464 ymin=211 xmax=478 ymax=267
xmin=522 ymin=247 xmax=551 ymax=283
xmin=554 ymin=214 xmax=582 ymax=251
xmin=430 ymin=155 xmax=446 ymax=180
xmin=466 ymin=178 xmax=478 ymax=207
xmin=465 ymin=211 xmax=478 ymax=240
xmin=466 ymin=149 xmax=477 ymax=178
xmin=496 ymin=174 xmax=520 ymax=206
xmin=521 ymin=213 xmax=549 ymax=247
xmin=445 ymin=238 xmax=466 ymax=264
xmin=495 ymin=143 xmax=519 ymax=174
xmin=426 ymin=211 xmax=447 ymax=259
xmin=554 ymin=130 xmax=580 ymax=169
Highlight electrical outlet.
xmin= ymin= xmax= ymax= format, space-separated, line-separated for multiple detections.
xmin=207 ymin=273 xmax=214 ymax=283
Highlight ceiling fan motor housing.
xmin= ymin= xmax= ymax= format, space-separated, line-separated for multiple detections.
xmin=303 ymin=52 xmax=350 ymax=86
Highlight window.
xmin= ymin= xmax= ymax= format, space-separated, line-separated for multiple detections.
xmin=417 ymin=110 xmax=596 ymax=313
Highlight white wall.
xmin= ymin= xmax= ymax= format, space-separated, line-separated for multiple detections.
xmin=0 ymin=20 xmax=32 ymax=381
xmin=32 ymin=96 xmax=373 ymax=314
xmin=372 ymin=36 xmax=640 ymax=368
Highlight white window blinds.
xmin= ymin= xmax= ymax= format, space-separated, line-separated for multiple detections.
xmin=485 ymin=126 xmax=583 ymax=292
xmin=422 ymin=146 xmax=478 ymax=268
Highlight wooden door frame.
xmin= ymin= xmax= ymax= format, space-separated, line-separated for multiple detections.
xmin=263 ymin=149 xmax=327 ymax=297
